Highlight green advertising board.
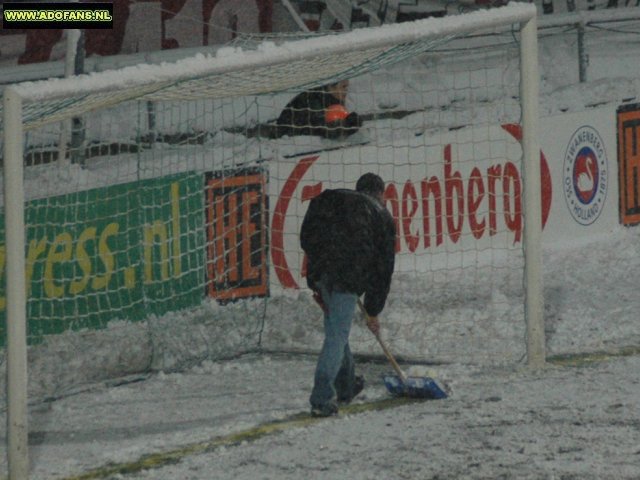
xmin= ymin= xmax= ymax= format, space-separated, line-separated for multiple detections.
xmin=0 ymin=172 xmax=205 ymax=346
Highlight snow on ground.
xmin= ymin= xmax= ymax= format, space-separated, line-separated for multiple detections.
xmin=2 ymin=201 xmax=639 ymax=479
xmin=121 ymin=355 xmax=640 ymax=480
xmin=1 ymin=8 xmax=640 ymax=480
xmin=7 ymin=343 xmax=640 ymax=479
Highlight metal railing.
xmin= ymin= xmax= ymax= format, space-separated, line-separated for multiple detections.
xmin=537 ymin=7 xmax=640 ymax=82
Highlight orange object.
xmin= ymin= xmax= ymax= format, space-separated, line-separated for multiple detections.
xmin=325 ymin=104 xmax=349 ymax=123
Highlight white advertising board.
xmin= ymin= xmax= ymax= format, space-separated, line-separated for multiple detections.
xmin=267 ymin=105 xmax=620 ymax=291
xmin=539 ymin=106 xmax=618 ymax=245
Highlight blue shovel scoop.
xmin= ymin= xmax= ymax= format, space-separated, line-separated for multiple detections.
xmin=357 ymin=299 xmax=448 ymax=400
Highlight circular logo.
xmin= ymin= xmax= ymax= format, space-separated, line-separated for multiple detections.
xmin=563 ymin=126 xmax=607 ymax=225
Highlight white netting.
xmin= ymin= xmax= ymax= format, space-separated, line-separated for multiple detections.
xmin=1 ymin=3 xmax=537 ymax=401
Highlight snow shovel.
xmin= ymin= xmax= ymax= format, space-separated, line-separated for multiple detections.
xmin=357 ymin=299 xmax=448 ymax=400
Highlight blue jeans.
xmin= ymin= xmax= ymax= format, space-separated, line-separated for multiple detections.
xmin=309 ymin=281 xmax=357 ymax=408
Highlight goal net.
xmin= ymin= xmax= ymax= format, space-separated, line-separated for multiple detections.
xmin=1 ymin=3 xmax=541 ymax=408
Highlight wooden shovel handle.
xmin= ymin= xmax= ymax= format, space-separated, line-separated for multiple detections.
xmin=357 ymin=299 xmax=407 ymax=382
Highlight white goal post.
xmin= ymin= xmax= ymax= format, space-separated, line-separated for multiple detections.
xmin=2 ymin=4 xmax=541 ymax=478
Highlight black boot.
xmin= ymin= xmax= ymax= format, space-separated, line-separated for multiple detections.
xmin=311 ymin=400 xmax=339 ymax=417
xmin=337 ymin=375 xmax=365 ymax=404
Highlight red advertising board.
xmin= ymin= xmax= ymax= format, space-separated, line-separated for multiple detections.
xmin=617 ymin=104 xmax=640 ymax=226
xmin=205 ymin=168 xmax=268 ymax=301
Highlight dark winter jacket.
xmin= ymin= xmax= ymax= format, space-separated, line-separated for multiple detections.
xmin=276 ymin=88 xmax=362 ymax=139
xmin=300 ymin=188 xmax=396 ymax=317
